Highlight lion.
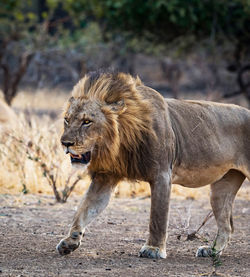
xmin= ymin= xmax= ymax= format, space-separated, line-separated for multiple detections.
xmin=56 ymin=71 xmax=250 ymax=259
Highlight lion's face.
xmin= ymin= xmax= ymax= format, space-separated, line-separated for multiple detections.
xmin=61 ymin=71 xmax=155 ymax=177
xmin=61 ymin=97 xmax=107 ymax=169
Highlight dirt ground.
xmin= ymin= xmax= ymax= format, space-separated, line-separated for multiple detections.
xmin=0 ymin=192 xmax=249 ymax=277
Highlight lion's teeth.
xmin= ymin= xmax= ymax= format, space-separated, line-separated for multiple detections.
xmin=70 ymin=153 xmax=81 ymax=159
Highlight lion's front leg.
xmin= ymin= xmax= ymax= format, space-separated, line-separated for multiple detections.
xmin=140 ymin=171 xmax=172 ymax=259
xmin=57 ymin=174 xmax=117 ymax=256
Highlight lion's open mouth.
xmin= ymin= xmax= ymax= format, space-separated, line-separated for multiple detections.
xmin=70 ymin=152 xmax=91 ymax=164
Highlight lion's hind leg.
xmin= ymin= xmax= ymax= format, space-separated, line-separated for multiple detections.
xmin=196 ymin=169 xmax=245 ymax=257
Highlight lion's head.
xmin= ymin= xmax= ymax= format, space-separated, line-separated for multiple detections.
xmin=61 ymin=71 xmax=157 ymax=179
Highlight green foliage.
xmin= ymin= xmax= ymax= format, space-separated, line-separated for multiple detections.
xmin=80 ymin=0 xmax=250 ymax=46
xmin=57 ymin=22 xmax=102 ymax=50
xmin=1 ymin=0 xmax=250 ymax=50
xmin=1 ymin=0 xmax=249 ymax=62
xmin=0 ymin=0 xmax=37 ymax=39
xmin=211 ymin=247 xmax=222 ymax=267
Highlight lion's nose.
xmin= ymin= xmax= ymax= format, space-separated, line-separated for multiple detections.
xmin=61 ymin=140 xmax=74 ymax=147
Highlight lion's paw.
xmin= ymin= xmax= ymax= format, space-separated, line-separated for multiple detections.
xmin=139 ymin=245 xmax=166 ymax=259
xmin=56 ymin=232 xmax=82 ymax=256
xmin=196 ymin=246 xmax=213 ymax=257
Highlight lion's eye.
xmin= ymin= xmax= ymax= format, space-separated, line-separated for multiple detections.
xmin=64 ymin=118 xmax=69 ymax=125
xmin=82 ymin=120 xmax=92 ymax=126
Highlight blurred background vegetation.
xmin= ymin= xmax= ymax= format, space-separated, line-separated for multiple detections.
xmin=1 ymin=0 xmax=250 ymax=104
xmin=0 ymin=0 xmax=250 ymax=201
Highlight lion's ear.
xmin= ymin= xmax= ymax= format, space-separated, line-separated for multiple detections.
xmin=110 ymin=100 xmax=127 ymax=114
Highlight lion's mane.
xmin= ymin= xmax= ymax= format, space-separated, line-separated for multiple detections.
xmin=71 ymin=71 xmax=158 ymax=180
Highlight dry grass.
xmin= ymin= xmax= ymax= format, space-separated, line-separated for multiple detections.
xmin=0 ymin=90 xmax=249 ymax=201
xmin=12 ymin=89 xmax=69 ymax=111
xmin=0 ymin=113 xmax=73 ymax=194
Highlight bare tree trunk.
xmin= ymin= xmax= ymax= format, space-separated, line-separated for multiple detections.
xmin=0 ymin=52 xmax=34 ymax=105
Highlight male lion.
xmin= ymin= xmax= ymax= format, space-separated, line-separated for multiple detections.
xmin=57 ymin=71 xmax=250 ymax=259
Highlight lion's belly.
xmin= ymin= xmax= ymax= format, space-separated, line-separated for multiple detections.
xmin=172 ymin=164 xmax=232 ymax=188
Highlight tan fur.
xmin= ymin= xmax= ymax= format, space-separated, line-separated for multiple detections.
xmin=57 ymin=71 xmax=250 ymax=259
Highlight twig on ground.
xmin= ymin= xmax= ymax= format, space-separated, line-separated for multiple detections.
xmin=187 ymin=210 xmax=213 ymax=240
